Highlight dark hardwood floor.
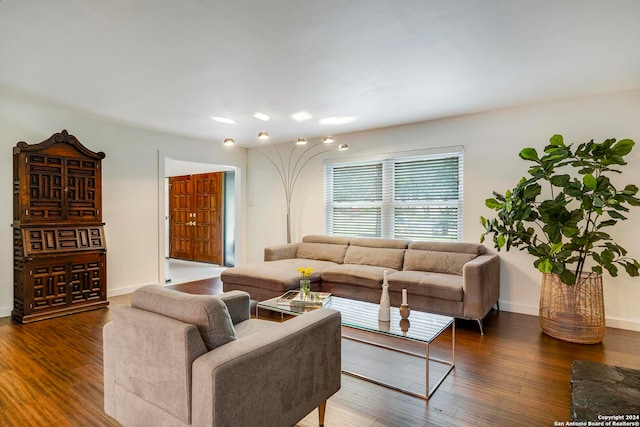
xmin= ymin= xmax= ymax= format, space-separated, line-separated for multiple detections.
xmin=1 ymin=277 xmax=638 ymax=426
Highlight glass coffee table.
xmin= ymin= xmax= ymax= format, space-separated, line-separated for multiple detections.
xmin=256 ymin=295 xmax=455 ymax=400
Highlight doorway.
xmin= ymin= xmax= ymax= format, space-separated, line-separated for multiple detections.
xmin=169 ymin=172 xmax=224 ymax=265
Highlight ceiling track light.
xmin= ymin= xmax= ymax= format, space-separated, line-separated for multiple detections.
xmin=296 ymin=138 xmax=307 ymax=145
xmin=338 ymin=144 xmax=349 ymax=151
xmin=323 ymin=136 xmax=335 ymax=144
xmin=258 ymin=131 xmax=270 ymax=141
xmin=223 ymin=138 xmax=235 ymax=146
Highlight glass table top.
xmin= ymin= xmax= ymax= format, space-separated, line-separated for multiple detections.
xmin=257 ymin=295 xmax=454 ymax=344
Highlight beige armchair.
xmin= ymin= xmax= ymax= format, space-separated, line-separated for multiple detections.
xmin=103 ymin=285 xmax=341 ymax=426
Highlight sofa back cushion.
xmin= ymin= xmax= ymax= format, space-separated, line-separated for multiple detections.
xmin=297 ymin=235 xmax=352 ymax=264
xmin=407 ymin=240 xmax=486 ymax=255
xmin=131 ymin=285 xmax=237 ymax=350
xmin=343 ymin=237 xmax=409 ymax=270
xmin=403 ymin=250 xmax=477 ymax=275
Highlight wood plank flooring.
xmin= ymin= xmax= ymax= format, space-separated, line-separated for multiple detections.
xmin=0 ymin=278 xmax=638 ymax=426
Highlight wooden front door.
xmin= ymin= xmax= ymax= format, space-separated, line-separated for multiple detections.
xmin=169 ymin=172 xmax=224 ymax=264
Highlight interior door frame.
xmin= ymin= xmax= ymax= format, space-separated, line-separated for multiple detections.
xmin=157 ymin=150 xmax=243 ymax=286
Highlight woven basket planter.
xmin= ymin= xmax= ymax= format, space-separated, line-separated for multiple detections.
xmin=539 ymin=272 xmax=605 ymax=344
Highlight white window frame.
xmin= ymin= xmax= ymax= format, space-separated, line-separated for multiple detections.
xmin=323 ymin=146 xmax=464 ymax=241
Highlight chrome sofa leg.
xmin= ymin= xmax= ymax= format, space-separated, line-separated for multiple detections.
xmin=475 ymin=318 xmax=484 ymax=335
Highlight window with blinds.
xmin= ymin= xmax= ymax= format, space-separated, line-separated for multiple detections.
xmin=324 ymin=149 xmax=463 ymax=241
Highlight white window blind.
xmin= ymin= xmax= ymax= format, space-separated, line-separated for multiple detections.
xmin=324 ymin=149 xmax=463 ymax=241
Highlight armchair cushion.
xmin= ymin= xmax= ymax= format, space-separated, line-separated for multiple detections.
xmin=131 ymin=285 xmax=237 ymax=350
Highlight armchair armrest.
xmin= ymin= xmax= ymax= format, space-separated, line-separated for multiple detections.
xmin=105 ymin=305 xmax=208 ymax=425
xmin=462 ymin=254 xmax=500 ymax=319
xmin=191 ymin=309 xmax=341 ymax=427
xmin=216 ymin=290 xmax=251 ymax=324
xmin=264 ymin=243 xmax=299 ymax=261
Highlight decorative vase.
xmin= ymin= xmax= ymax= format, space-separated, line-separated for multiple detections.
xmin=300 ymin=279 xmax=311 ymax=299
xmin=378 ymin=271 xmax=390 ymax=322
xmin=399 ymin=289 xmax=410 ymax=318
xmin=399 ymin=318 xmax=410 ymax=336
xmin=539 ymin=272 xmax=605 ymax=344
xmin=399 ymin=304 xmax=410 ymax=319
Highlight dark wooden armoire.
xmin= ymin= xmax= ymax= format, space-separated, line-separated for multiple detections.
xmin=12 ymin=130 xmax=108 ymax=323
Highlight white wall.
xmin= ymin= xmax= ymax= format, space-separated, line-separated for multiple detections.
xmin=0 ymin=86 xmax=248 ymax=317
xmin=247 ymin=89 xmax=640 ymax=331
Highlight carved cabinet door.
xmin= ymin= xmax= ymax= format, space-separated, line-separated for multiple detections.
xmin=18 ymin=151 xmax=101 ymax=223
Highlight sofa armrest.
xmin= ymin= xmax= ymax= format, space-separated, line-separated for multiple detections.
xmin=191 ymin=309 xmax=342 ymax=427
xmin=264 ymin=243 xmax=299 ymax=261
xmin=216 ymin=290 xmax=251 ymax=324
xmin=462 ymin=254 xmax=500 ymax=320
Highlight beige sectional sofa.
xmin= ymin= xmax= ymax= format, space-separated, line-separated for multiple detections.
xmin=221 ymin=235 xmax=500 ymax=333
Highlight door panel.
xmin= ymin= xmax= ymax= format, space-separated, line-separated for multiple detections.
xmin=193 ymin=173 xmax=223 ymax=264
xmin=169 ymin=175 xmax=194 ymax=260
xmin=168 ymin=172 xmax=224 ymax=264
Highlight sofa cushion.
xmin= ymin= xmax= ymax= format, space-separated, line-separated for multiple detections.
xmin=321 ymin=264 xmax=396 ymax=289
xmin=297 ymin=242 xmax=349 ymax=264
xmin=343 ymin=244 xmax=407 ymax=271
xmin=302 ymin=235 xmax=353 ymax=245
xmin=388 ymin=271 xmax=463 ymax=302
xmin=131 ymin=285 xmax=237 ymax=351
xmin=404 ymin=249 xmax=477 ymax=275
xmin=408 ymin=240 xmax=486 ymax=255
xmin=221 ymin=259 xmax=338 ymax=292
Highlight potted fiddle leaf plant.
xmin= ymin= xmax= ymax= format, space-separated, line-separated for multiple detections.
xmin=480 ymin=134 xmax=640 ymax=343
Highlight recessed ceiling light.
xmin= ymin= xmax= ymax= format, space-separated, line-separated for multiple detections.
xmin=254 ymin=112 xmax=270 ymax=121
xmin=291 ymin=111 xmax=312 ymax=122
xmin=323 ymin=136 xmax=335 ymax=144
xmin=338 ymin=144 xmax=349 ymax=151
xmin=319 ymin=116 xmax=356 ymax=125
xmin=296 ymin=138 xmax=307 ymax=145
xmin=258 ymin=131 xmax=270 ymax=141
xmin=223 ymin=138 xmax=235 ymax=146
xmin=211 ymin=116 xmax=236 ymax=125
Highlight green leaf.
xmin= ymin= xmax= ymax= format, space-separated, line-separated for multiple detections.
xmin=593 ymin=196 xmax=604 ymax=208
xmin=549 ymin=174 xmax=570 ymax=187
xmin=601 ymin=249 xmax=614 ymax=263
xmin=559 ymin=268 xmax=576 ymax=285
xmin=485 ymin=198 xmax=502 ymax=209
xmin=549 ymin=134 xmax=564 ymax=146
xmin=524 ymin=183 xmax=541 ymax=199
xmin=519 ymin=148 xmax=539 ymax=162
xmin=610 ymin=139 xmax=634 ymax=156
xmin=538 ymin=259 xmax=553 ymax=273
xmin=583 ymin=174 xmax=597 ymax=190
xmin=550 ymin=242 xmax=563 ymax=254
xmin=604 ymin=263 xmax=619 ymax=277
xmin=608 ymin=210 xmax=627 ymax=220
xmin=624 ymin=262 xmax=639 ymax=277
xmin=497 ymin=235 xmax=506 ymax=249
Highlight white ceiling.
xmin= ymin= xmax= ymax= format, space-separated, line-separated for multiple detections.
xmin=2 ymin=0 xmax=640 ymax=147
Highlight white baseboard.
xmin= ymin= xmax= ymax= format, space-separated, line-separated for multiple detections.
xmin=107 ymin=282 xmax=160 ymax=298
xmin=0 ymin=305 xmax=12 ymax=319
xmin=498 ymin=300 xmax=640 ymax=332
